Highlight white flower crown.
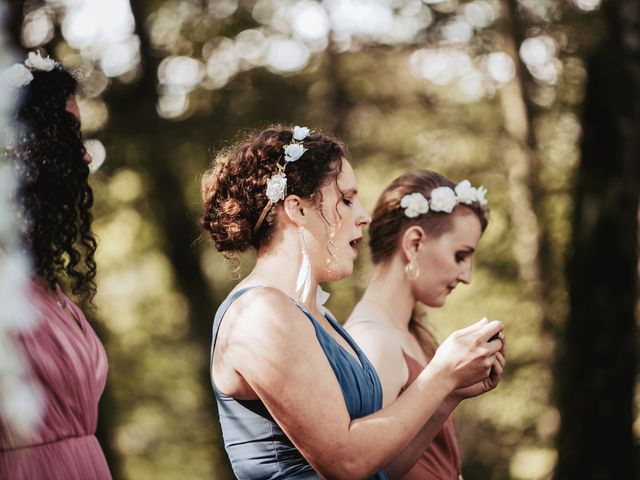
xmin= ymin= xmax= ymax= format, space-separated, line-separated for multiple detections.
xmin=265 ymin=126 xmax=310 ymax=203
xmin=400 ymin=180 xmax=488 ymax=218
xmin=1 ymin=51 xmax=57 ymax=88
xmin=253 ymin=126 xmax=310 ymax=233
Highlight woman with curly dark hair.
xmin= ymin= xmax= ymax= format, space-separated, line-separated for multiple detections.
xmin=201 ymin=125 xmax=504 ymax=479
xmin=0 ymin=52 xmax=111 ymax=480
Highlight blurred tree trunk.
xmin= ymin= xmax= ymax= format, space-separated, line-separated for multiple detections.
xmin=555 ymin=0 xmax=639 ymax=477
xmin=499 ymin=0 xmax=557 ymax=363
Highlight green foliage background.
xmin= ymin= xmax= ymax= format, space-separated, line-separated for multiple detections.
xmin=6 ymin=0 xmax=638 ymax=478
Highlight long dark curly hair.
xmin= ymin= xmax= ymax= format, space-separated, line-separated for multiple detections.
xmin=7 ymin=62 xmax=97 ymax=302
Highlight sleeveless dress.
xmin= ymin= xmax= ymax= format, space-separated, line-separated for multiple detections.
xmin=399 ymin=352 xmax=462 ymax=480
xmin=211 ymin=286 xmax=388 ymax=480
xmin=0 ymin=282 xmax=111 ymax=480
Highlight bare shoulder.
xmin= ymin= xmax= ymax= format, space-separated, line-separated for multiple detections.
xmin=346 ymin=316 xmax=403 ymax=362
xmin=228 ymin=287 xmax=313 ymax=349
xmin=345 ymin=304 xmax=408 ymax=403
xmin=229 ymin=285 xmax=294 ymax=316
xmin=345 ymin=305 xmax=401 ymax=350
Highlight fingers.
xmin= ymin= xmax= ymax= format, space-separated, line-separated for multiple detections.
xmin=496 ymin=351 xmax=506 ymax=368
xmin=499 ymin=332 xmax=507 ymax=357
xmin=453 ymin=317 xmax=488 ymax=337
xmin=488 ymin=350 xmax=507 ymax=385
xmin=488 ymin=357 xmax=503 ymax=386
xmin=478 ymin=320 xmax=504 ymax=342
xmin=478 ymin=321 xmax=505 ymax=356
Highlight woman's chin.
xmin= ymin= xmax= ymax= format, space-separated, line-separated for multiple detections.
xmin=422 ymin=296 xmax=446 ymax=309
xmin=322 ymin=262 xmax=353 ymax=282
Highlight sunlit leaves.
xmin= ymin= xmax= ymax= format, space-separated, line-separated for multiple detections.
xmin=58 ymin=0 xmax=139 ymax=77
xmin=520 ymin=35 xmax=561 ymax=85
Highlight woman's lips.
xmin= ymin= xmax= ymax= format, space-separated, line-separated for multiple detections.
xmin=349 ymin=236 xmax=363 ymax=258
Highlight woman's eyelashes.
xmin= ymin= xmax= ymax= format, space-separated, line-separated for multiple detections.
xmin=455 ymin=251 xmax=472 ymax=263
xmin=342 ymin=196 xmax=353 ymax=206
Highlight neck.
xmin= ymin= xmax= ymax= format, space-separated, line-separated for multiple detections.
xmin=361 ymin=257 xmax=416 ymax=331
xmin=245 ymin=237 xmax=320 ymax=314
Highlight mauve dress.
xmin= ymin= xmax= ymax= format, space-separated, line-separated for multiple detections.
xmin=0 ymin=283 xmax=111 ymax=480
xmin=399 ymin=352 xmax=463 ymax=480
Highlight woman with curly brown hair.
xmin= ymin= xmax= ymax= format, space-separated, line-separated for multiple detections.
xmin=0 ymin=52 xmax=111 ymax=479
xmin=346 ymin=170 xmax=506 ymax=479
xmin=201 ymin=126 xmax=504 ymax=479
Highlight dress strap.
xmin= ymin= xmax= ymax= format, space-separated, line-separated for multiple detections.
xmin=211 ymin=286 xmax=262 ymax=356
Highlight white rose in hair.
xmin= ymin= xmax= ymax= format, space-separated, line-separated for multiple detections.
xmin=24 ymin=51 xmax=56 ymax=72
xmin=476 ymin=185 xmax=488 ymax=205
xmin=1 ymin=64 xmax=33 ymax=87
xmin=292 ymin=126 xmax=310 ymax=141
xmin=400 ymin=192 xmax=429 ymax=218
xmin=284 ymin=143 xmax=307 ymax=162
xmin=429 ymin=187 xmax=457 ymax=213
xmin=455 ymin=180 xmax=478 ymax=205
xmin=266 ymin=173 xmax=287 ymax=203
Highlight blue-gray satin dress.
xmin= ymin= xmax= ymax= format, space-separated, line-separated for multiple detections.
xmin=211 ymin=286 xmax=388 ymax=479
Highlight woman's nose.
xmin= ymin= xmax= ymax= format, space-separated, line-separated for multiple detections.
xmin=357 ymin=201 xmax=371 ymax=226
xmin=458 ymin=263 xmax=472 ymax=284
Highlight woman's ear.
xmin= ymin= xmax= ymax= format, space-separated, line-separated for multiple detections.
xmin=283 ymin=195 xmax=308 ymax=226
xmin=400 ymin=225 xmax=425 ymax=262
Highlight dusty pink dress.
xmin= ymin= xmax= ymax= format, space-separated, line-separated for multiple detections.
xmin=0 ymin=283 xmax=111 ymax=479
xmin=400 ymin=352 xmax=463 ymax=480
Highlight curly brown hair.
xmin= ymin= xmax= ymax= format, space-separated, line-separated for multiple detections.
xmin=8 ymin=62 xmax=97 ymax=302
xmin=201 ymin=126 xmax=346 ymax=255
xmin=369 ymin=170 xmax=489 ymax=357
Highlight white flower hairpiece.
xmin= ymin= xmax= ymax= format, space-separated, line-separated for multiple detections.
xmin=1 ymin=51 xmax=58 ymax=88
xmin=454 ymin=180 xmax=487 ymax=206
xmin=254 ymin=125 xmax=311 ymax=233
xmin=24 ymin=51 xmax=56 ymax=72
xmin=284 ymin=143 xmax=307 ymax=162
xmin=400 ymin=192 xmax=429 ymax=218
xmin=293 ymin=126 xmax=310 ymax=141
xmin=400 ymin=180 xmax=488 ymax=218
xmin=264 ymin=125 xmax=310 ymax=202
xmin=265 ymin=172 xmax=287 ymax=203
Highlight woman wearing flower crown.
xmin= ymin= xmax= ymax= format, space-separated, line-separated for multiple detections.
xmin=201 ymin=127 xmax=504 ymax=479
xmin=345 ymin=170 xmax=505 ymax=479
xmin=0 ymin=52 xmax=110 ymax=479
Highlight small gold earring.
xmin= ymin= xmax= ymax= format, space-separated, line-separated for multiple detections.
xmin=405 ymin=256 xmax=420 ymax=280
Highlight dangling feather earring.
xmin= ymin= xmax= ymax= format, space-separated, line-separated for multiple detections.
xmin=296 ymin=226 xmax=312 ymax=303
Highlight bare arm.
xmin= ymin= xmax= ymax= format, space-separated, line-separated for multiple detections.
xmin=216 ymin=288 xmax=503 ymax=479
xmin=346 ymin=318 xmax=507 ymax=479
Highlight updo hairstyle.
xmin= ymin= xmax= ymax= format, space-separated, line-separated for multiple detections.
xmin=201 ymin=126 xmax=346 ymax=255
